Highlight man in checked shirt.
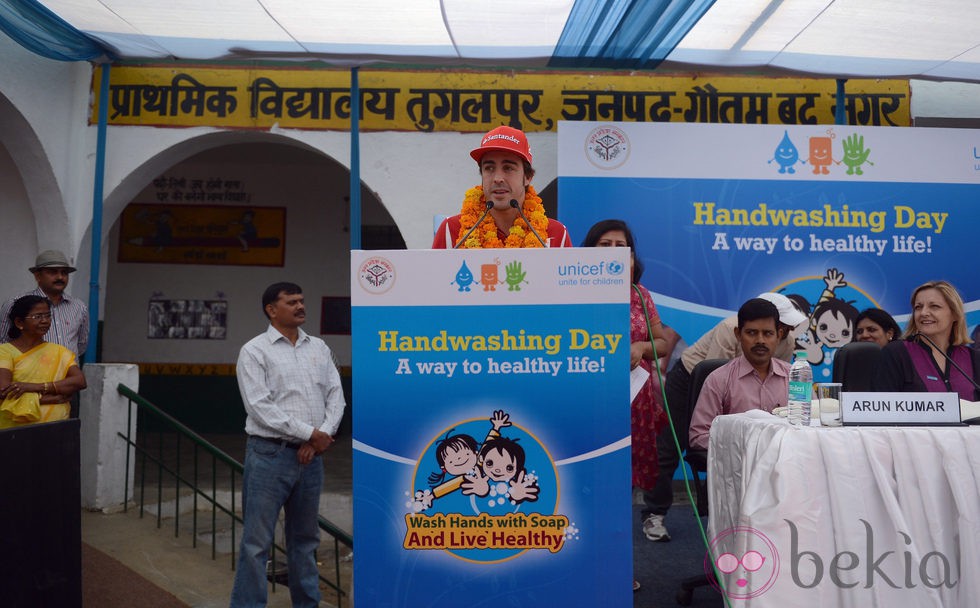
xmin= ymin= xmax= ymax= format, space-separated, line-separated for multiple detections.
xmin=230 ymin=282 xmax=346 ymax=608
xmin=0 ymin=250 xmax=89 ymax=357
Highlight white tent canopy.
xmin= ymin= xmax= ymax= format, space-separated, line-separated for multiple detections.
xmin=670 ymin=0 xmax=980 ymax=82
xmin=16 ymin=0 xmax=980 ymax=83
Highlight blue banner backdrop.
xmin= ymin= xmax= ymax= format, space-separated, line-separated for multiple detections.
xmin=559 ymin=122 xmax=980 ymax=381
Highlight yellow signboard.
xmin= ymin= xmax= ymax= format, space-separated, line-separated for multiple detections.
xmin=118 ymin=203 xmax=285 ymax=266
xmin=92 ymin=66 xmax=910 ymax=131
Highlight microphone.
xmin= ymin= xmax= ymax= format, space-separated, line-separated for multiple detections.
xmin=453 ymin=200 xmax=493 ymax=249
xmin=509 ymin=199 xmax=547 ymax=247
xmin=912 ymin=333 xmax=980 ymax=392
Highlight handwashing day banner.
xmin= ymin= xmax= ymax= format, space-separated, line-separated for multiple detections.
xmin=351 ymin=248 xmax=632 ymax=607
xmin=558 ymin=122 xmax=980 ymax=380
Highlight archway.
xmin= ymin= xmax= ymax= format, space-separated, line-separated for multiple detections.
xmin=91 ymin=135 xmax=401 ymax=431
xmin=0 ymin=92 xmax=68 ymax=284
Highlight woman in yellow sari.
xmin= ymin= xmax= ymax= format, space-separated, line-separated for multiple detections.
xmin=0 ymin=295 xmax=86 ymax=428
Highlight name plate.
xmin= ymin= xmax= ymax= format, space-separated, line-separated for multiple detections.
xmin=841 ymin=392 xmax=961 ymax=425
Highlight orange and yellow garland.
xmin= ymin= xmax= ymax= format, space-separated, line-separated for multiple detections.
xmin=455 ymin=185 xmax=550 ymax=249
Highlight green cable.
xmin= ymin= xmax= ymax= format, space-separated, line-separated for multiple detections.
xmin=632 ymin=283 xmax=732 ymax=607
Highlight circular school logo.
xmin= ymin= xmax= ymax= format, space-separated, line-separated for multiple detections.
xmin=358 ymin=256 xmax=396 ymax=294
xmin=585 ymin=125 xmax=630 ymax=169
xmin=403 ymin=410 xmax=567 ymax=563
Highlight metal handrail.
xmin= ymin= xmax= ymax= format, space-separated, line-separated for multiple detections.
xmin=116 ymin=383 xmax=352 ymax=605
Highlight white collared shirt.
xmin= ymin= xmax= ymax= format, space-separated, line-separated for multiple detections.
xmin=237 ymin=324 xmax=346 ymax=442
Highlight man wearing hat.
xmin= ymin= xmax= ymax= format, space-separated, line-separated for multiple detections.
xmin=640 ymin=291 xmax=806 ymax=542
xmin=0 ymin=250 xmax=89 ymax=357
xmin=432 ymin=125 xmax=572 ymax=249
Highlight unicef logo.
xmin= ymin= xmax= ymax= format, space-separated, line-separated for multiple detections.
xmin=607 ymin=260 xmax=624 ymax=275
xmin=585 ymin=125 xmax=630 ymax=170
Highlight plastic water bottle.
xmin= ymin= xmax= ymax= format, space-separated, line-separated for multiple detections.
xmin=787 ymin=350 xmax=813 ymax=426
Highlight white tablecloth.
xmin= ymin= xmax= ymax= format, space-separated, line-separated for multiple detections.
xmin=707 ymin=410 xmax=980 ymax=606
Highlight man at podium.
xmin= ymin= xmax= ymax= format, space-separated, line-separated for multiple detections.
xmin=432 ymin=126 xmax=572 ymax=249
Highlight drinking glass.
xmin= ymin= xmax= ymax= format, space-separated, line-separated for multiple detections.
xmin=815 ymin=382 xmax=842 ymax=427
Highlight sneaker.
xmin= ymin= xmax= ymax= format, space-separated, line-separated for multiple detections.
xmin=642 ymin=514 xmax=670 ymax=542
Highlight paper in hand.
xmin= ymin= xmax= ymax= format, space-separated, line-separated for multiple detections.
xmin=630 ymin=365 xmax=650 ymax=403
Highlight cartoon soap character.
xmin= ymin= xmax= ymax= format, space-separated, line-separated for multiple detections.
xmin=807 ymin=136 xmax=834 ymax=175
xmin=768 ymin=131 xmax=802 ymax=174
xmin=504 ymin=260 xmax=527 ymax=292
xmin=481 ymin=261 xmax=502 ymax=292
xmin=412 ymin=410 xmax=511 ymax=511
xmin=452 ymin=260 xmax=476 ymax=292
xmin=840 ymin=133 xmax=873 ymax=175
xmin=462 ymin=436 xmax=540 ymax=505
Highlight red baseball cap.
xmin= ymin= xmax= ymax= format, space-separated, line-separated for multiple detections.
xmin=470 ymin=126 xmax=532 ymax=165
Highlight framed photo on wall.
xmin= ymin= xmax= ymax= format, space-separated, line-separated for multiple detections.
xmin=148 ymin=299 xmax=228 ymax=339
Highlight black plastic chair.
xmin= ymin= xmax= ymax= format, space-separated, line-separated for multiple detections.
xmin=676 ymin=358 xmax=726 ymax=606
xmin=832 ymin=341 xmax=882 ymax=392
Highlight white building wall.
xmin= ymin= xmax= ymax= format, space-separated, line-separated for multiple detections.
xmin=0 ymin=33 xmax=95 ymax=260
xmin=0 ymin=143 xmax=38 ymax=288
xmin=101 ymin=142 xmax=357 ymax=364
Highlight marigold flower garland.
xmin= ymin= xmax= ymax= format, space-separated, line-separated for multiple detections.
xmin=455 ymin=185 xmax=550 ymax=249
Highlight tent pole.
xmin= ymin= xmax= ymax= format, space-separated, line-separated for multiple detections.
xmin=85 ymin=62 xmax=110 ymax=363
xmin=835 ymin=79 xmax=847 ymax=125
xmin=350 ymin=67 xmax=361 ymax=250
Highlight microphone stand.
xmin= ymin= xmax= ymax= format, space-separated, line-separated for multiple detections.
xmin=509 ymin=199 xmax=547 ymax=247
xmin=913 ymin=332 xmax=980 ymax=392
xmin=453 ymin=201 xmax=493 ymax=249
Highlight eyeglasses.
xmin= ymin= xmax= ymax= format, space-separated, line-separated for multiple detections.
xmin=715 ymin=551 xmax=766 ymax=573
xmin=25 ymin=312 xmax=52 ymax=321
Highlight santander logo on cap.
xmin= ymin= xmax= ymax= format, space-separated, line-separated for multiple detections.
xmin=483 ymin=133 xmax=522 ymax=146
xmin=471 ymin=126 xmax=532 ymax=164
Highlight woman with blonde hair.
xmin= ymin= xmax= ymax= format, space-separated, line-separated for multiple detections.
xmin=873 ymin=281 xmax=979 ymax=400
xmin=0 ymin=295 xmax=87 ymax=428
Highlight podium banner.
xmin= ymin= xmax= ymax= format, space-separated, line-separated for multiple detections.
xmin=351 ymin=248 xmax=632 ymax=606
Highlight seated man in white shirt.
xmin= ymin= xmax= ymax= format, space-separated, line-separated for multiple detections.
xmin=689 ymin=298 xmax=791 ymax=451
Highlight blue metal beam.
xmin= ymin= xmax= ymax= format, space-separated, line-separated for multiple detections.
xmin=350 ymin=67 xmax=361 ymax=250
xmin=85 ymin=63 xmax=110 ymax=363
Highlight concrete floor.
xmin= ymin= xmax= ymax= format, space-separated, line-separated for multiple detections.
xmin=82 ymin=431 xmax=711 ymax=608
xmin=81 ymin=433 xmax=354 ymax=608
